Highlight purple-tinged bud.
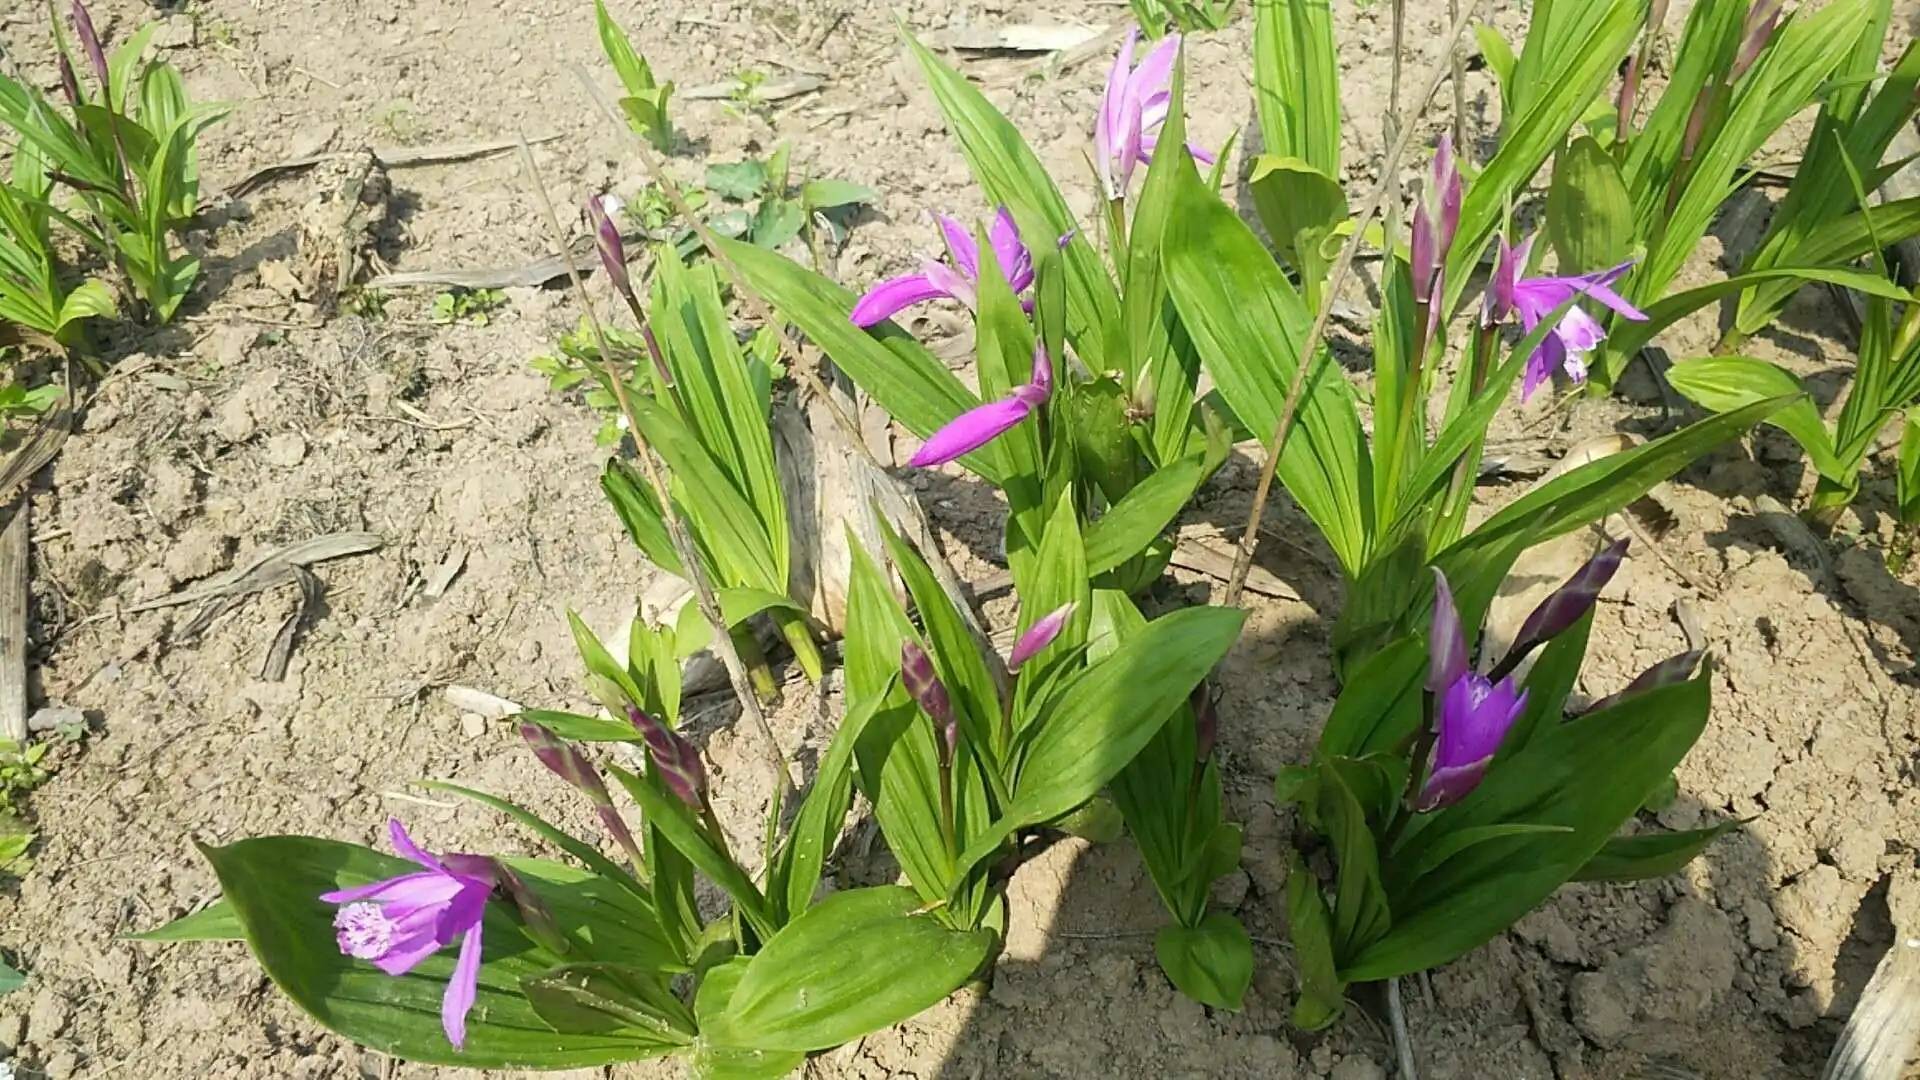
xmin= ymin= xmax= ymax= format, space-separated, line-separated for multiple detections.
xmin=1587 ymin=650 xmax=1705 ymax=715
xmin=900 ymin=641 xmax=951 ymax=724
xmin=1410 ymin=136 xmax=1462 ymax=307
xmin=1616 ymin=53 xmax=1645 ymax=139
xmin=1008 ymin=602 xmax=1075 ymax=673
xmin=70 ymin=0 xmax=110 ymax=93
xmin=1680 ymin=91 xmax=1712 ymax=162
xmin=586 ymin=194 xmax=636 ymax=310
xmin=519 ymin=722 xmax=642 ymax=861
xmin=1481 ymin=233 xmax=1531 ymax=329
xmin=490 ymin=860 xmax=571 ymax=955
xmin=1510 ymin=537 xmax=1629 ymax=658
xmin=57 ymin=53 xmax=82 ymax=110
xmin=1191 ymin=681 xmax=1218 ymax=765
xmin=901 ymin=641 xmax=956 ymax=766
xmin=1427 ymin=569 xmax=1470 ymax=695
xmin=625 ymin=705 xmax=707 ymax=810
xmin=1731 ymin=0 xmax=1783 ymax=82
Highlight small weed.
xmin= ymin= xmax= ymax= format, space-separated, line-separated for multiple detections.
xmin=432 ymin=288 xmax=506 ymax=326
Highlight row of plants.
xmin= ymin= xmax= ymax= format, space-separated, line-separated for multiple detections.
xmin=1 ymin=1 xmax=225 ymax=399
xmin=138 ymin=0 xmax=1918 ymax=1073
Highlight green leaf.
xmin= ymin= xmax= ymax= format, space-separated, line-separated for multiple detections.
xmin=961 ymin=606 xmax=1246 ymax=874
xmin=801 ymin=179 xmax=876 ymax=210
xmin=626 ymin=395 xmax=781 ymax=591
xmin=1394 ymin=822 xmax=1576 ymax=886
xmin=1084 ymin=452 xmax=1206 ymax=577
xmin=769 ymin=682 xmax=893 ymax=923
xmin=1163 ymin=162 xmax=1371 ymax=574
xmin=750 ymin=198 xmax=804 ymax=249
xmin=1573 ymin=821 xmax=1743 ymax=883
xmin=718 ymin=238 xmax=1005 ymax=485
xmin=605 ymin=763 xmax=776 ymax=941
xmin=1154 ymin=913 xmax=1253 ymax=1011
xmin=519 ymin=707 xmax=640 ymax=743
xmin=710 ymin=886 xmax=994 ymax=1052
xmin=1253 ymin=0 xmax=1341 ymax=178
xmin=877 ymin=519 xmax=1007 ymax=779
xmin=0 ymin=958 xmax=21 ymax=995
xmin=1286 ymin=852 xmax=1344 ymax=1030
xmin=1665 ymin=357 xmax=1842 ymax=479
xmin=131 ymin=900 xmax=242 ymax=942
xmin=1348 ymin=675 xmax=1713 ymax=981
xmin=54 ymin=279 xmax=114 ymax=329
xmin=1437 ymin=398 xmax=1792 ymax=622
xmin=198 ymin=837 xmax=674 ymax=1067
xmin=1897 ymin=417 xmax=1920 ymax=526
xmin=1473 ymin=24 xmax=1517 ymax=114
xmin=1317 ymin=636 xmax=1424 ymax=759
xmin=1248 ymin=155 xmax=1348 ymax=275
xmin=521 ymin=962 xmax=696 ymax=1044
xmin=569 ymin=611 xmax=645 ymax=711
xmin=706 ymin=161 xmax=769 ymax=201
xmin=1546 ymin=136 xmax=1632 ymax=271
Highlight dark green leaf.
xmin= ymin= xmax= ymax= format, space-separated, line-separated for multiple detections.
xmin=710 ymin=886 xmax=994 ymax=1052
xmin=200 ymin=837 xmax=675 ymax=1067
xmin=1154 ymin=913 xmax=1253 ymax=1011
xmin=801 ymin=179 xmax=877 ymax=210
xmin=1286 ymin=853 xmax=1344 ymax=1030
xmin=605 ymin=763 xmax=776 ymax=940
xmin=1546 ymin=136 xmax=1632 ymax=271
xmin=521 ymin=962 xmax=695 ymax=1044
xmin=1573 ymin=820 xmax=1743 ymax=882
xmin=131 ymin=900 xmax=241 ymax=942
xmin=1085 ymin=453 xmax=1207 ymax=577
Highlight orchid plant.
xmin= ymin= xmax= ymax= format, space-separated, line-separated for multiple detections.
xmin=1539 ymin=0 xmax=1919 ymax=391
xmin=0 ymin=0 xmax=228 ymax=325
xmin=588 ymin=215 xmax=827 ymax=693
xmin=141 ymin=611 xmax=1010 ymax=1074
xmin=1279 ymin=541 xmax=1727 ymax=1028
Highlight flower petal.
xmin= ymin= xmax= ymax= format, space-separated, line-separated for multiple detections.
xmin=441 ymin=922 xmax=484 ymax=1050
xmin=388 ymin=819 xmax=451 ymax=875
xmin=1426 ymin=569 xmax=1469 ymax=694
xmin=1521 ymin=333 xmax=1565 ymax=402
xmin=935 ymin=214 xmax=979 ymax=280
xmin=1132 ymin=33 xmax=1181 ymax=101
xmin=908 ymin=394 xmax=1038 ymax=468
xmin=434 ymin=881 xmax=493 ymax=945
xmin=1554 ymin=305 xmax=1609 ymax=355
xmin=988 ymin=208 xmax=1033 ymax=292
xmin=321 ymin=870 xmax=463 ymax=908
xmin=370 ymin=906 xmax=447 ymax=975
xmin=849 ymin=273 xmax=947 ymax=327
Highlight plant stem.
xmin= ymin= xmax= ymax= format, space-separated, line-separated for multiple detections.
xmin=1225 ymin=0 xmax=1488 ymax=607
xmin=514 ymin=137 xmax=796 ymax=807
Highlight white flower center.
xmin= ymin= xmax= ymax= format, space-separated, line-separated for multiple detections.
xmin=334 ymin=902 xmax=395 ymax=960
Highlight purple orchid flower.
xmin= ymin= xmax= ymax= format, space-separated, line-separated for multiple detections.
xmin=1419 ymin=570 xmax=1530 ymax=811
xmin=1483 ymin=234 xmax=1649 ymax=401
xmin=322 ymin=819 xmax=496 ymax=1050
xmin=1007 ymin=602 xmax=1075 ymax=673
xmin=1418 ymin=667 xmax=1530 ymax=810
xmin=1410 ymin=136 xmax=1462 ymax=308
xmin=909 ymin=341 xmax=1053 ymax=468
xmin=1094 ymin=28 xmax=1216 ymax=199
xmin=850 ymin=208 xmax=1034 ymax=328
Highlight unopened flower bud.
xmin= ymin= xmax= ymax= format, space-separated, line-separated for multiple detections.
xmin=491 ymin=860 xmax=570 ymax=955
xmin=1587 ymin=650 xmax=1705 ymax=715
xmin=1008 ymin=603 xmax=1075 ymax=673
xmin=1509 ymin=537 xmax=1629 ymax=659
xmin=625 ymin=705 xmax=707 ymax=810
xmin=1191 ymin=681 xmax=1218 ymax=765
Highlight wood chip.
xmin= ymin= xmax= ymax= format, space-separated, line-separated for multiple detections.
xmin=422 ymin=546 xmax=467 ymax=599
xmin=362 ymin=228 xmax=648 ymax=291
xmin=680 ymin=75 xmax=823 ymax=102
xmin=929 ymin=24 xmax=1106 ymax=53
xmin=211 ymin=133 xmax=564 ymax=202
xmin=443 ymin=685 xmax=523 ymax=720
xmin=0 ymin=407 xmax=68 ymax=742
xmin=1171 ymin=531 xmax=1300 ymax=600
